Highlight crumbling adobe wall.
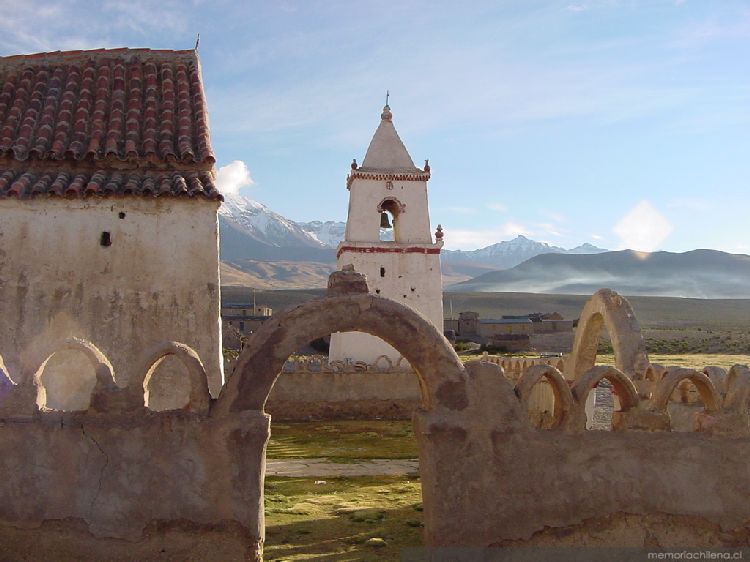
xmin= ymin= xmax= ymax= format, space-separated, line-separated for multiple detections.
xmin=418 ymin=360 xmax=750 ymax=547
xmin=3 ymin=275 xmax=750 ymax=560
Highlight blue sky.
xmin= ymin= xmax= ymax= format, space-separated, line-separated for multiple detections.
xmin=1 ymin=0 xmax=748 ymax=252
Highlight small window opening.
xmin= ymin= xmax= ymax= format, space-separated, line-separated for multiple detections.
xmin=403 ymin=294 xmax=407 ymax=299
xmin=380 ymin=267 xmax=385 ymax=277
xmin=100 ymin=232 xmax=111 ymax=247
xmin=411 ymin=287 xmax=416 ymax=292
xmin=118 ymin=212 xmax=126 ymax=219
xmin=375 ymin=289 xmax=381 ymax=294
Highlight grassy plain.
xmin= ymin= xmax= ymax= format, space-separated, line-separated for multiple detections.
xmin=222 ymin=288 xmax=750 ymax=329
xmin=223 ymin=288 xmax=750 ymax=355
xmin=596 ymin=353 xmax=750 ymax=370
xmin=264 ymin=476 xmax=423 ymax=561
xmin=268 ymin=421 xmax=416 ymax=461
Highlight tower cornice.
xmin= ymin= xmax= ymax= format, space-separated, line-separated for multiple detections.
xmin=346 ymin=169 xmax=430 ymax=189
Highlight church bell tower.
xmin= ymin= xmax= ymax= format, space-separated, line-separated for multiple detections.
xmin=329 ymin=102 xmax=444 ymax=365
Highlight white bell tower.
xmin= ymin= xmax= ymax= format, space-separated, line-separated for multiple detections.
xmin=329 ymin=102 xmax=444 ymax=365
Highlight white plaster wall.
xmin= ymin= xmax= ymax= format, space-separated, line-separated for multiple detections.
xmin=329 ymin=247 xmax=443 ymax=363
xmin=344 ymin=179 xmax=432 ymax=243
xmin=332 ymin=176 xmax=443 ymax=364
xmin=0 ymin=198 xmax=223 ymax=398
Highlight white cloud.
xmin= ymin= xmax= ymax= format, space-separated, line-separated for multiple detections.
xmin=215 ymin=160 xmax=254 ymax=195
xmin=591 ymin=233 xmax=605 ymax=241
xmin=613 ymin=200 xmax=673 ymax=252
xmin=566 ymin=4 xmax=588 ymax=12
xmin=487 ymin=203 xmax=507 ymax=212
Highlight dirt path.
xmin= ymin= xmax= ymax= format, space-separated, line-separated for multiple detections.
xmin=266 ymin=458 xmax=419 ymax=477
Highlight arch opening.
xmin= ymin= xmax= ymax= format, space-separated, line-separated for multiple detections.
xmin=568 ymin=289 xmax=650 ymax=382
xmin=377 ymin=197 xmax=404 ymax=242
xmin=215 ymin=293 xmax=466 ymax=417
xmin=139 ymin=341 xmax=211 ymax=414
xmin=32 ymin=339 xmax=114 ymax=412
xmin=572 ymin=365 xmax=640 ymax=430
xmin=651 ymin=368 xmax=720 ymax=418
xmin=144 ymin=355 xmax=192 ymax=411
xmin=515 ymin=364 xmax=573 ymax=429
xmin=215 ymin=291 xmax=467 ymax=557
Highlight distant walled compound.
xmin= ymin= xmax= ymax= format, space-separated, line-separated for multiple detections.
xmin=1 ymin=264 xmax=750 ymax=559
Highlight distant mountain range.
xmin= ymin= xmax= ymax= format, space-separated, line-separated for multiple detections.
xmin=449 ymin=249 xmax=750 ymax=298
xmin=218 ymin=195 xmax=609 ymax=286
xmin=219 ymin=195 xmax=750 ymax=298
xmin=442 ymin=235 xmax=607 ymax=269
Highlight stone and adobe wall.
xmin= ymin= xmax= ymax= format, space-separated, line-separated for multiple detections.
xmin=0 ymin=48 xmax=225 ymax=403
xmin=0 ymin=197 xmax=223 ymax=402
xmin=2 ymin=272 xmax=750 ymax=560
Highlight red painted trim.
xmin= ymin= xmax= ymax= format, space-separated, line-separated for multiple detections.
xmin=337 ymin=245 xmax=441 ymax=258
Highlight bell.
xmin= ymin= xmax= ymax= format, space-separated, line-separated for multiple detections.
xmin=380 ymin=212 xmax=392 ymax=229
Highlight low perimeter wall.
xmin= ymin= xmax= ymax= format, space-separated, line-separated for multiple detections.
xmin=267 ymin=355 xmax=564 ymax=421
xmin=266 ymin=370 xmax=421 ymax=419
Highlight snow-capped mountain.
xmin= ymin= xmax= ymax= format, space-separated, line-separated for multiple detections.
xmin=442 ymin=235 xmax=607 ymax=270
xmin=298 ymin=220 xmax=346 ymax=248
xmin=219 ymin=193 xmax=325 ymax=249
xmin=217 ymin=196 xmax=607 ymax=284
xmin=565 ymin=242 xmax=609 ymax=255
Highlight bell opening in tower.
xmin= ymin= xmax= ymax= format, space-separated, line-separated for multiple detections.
xmin=378 ymin=198 xmax=401 ymax=241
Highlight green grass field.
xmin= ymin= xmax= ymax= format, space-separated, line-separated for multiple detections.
xmin=268 ymin=421 xmax=417 ymax=461
xmin=596 ymin=353 xmax=750 ymax=370
xmin=265 ymin=476 xmax=423 ymax=562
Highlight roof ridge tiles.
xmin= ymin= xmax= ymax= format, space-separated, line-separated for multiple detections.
xmin=0 ymin=47 xmax=197 ymax=66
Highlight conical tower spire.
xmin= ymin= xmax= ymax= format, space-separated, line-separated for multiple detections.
xmin=360 ymin=102 xmax=419 ymax=172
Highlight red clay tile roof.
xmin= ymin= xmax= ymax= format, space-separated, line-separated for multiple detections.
xmin=0 ymin=48 xmax=214 ymax=165
xmin=0 ymin=167 xmax=220 ymax=200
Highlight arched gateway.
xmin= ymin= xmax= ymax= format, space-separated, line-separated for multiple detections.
xmin=214 ymin=278 xmax=468 ymax=416
xmin=212 ymin=269 xmax=475 ymax=557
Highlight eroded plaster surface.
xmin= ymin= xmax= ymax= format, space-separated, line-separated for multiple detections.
xmin=0 ymin=198 xmax=224 ymax=400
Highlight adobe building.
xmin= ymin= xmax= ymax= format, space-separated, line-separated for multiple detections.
xmin=0 ymin=48 xmax=224 ymax=410
xmin=222 ymin=302 xmax=273 ymax=336
xmin=329 ymin=103 xmax=444 ymax=364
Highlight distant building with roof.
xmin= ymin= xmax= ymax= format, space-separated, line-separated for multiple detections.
xmin=445 ymin=310 xmax=574 ymax=352
xmin=221 ymin=302 xmax=273 ymax=336
xmin=0 ymin=48 xmax=224 ymax=410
